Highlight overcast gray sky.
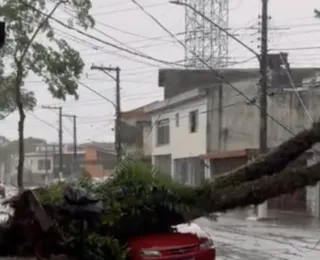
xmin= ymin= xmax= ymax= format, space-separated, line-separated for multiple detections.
xmin=0 ymin=0 xmax=319 ymax=144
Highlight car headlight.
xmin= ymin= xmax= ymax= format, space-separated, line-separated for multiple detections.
xmin=140 ymin=249 xmax=161 ymax=257
xmin=200 ymin=239 xmax=215 ymax=250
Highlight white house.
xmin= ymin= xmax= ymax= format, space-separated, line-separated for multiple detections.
xmin=147 ymin=58 xmax=320 ymax=217
xmin=146 ymin=88 xmax=207 ymax=186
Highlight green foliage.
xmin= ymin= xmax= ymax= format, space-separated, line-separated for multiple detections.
xmin=36 ymin=159 xmax=207 ymax=259
xmin=0 ymin=0 xmax=95 ymax=114
xmin=84 ymin=234 xmax=127 ymax=260
xmin=36 ymin=183 xmax=63 ymax=205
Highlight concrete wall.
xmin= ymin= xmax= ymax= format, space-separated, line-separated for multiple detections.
xmin=307 ymin=152 xmax=320 ymax=218
xmin=151 ymin=97 xmax=207 ymax=159
xmin=216 ymin=78 xmax=319 ymax=151
xmin=120 ymin=119 xmax=153 ymax=157
xmin=142 ymin=125 xmax=152 ymax=156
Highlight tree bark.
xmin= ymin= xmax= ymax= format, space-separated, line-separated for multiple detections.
xmin=16 ymin=63 xmax=25 ymax=192
xmin=206 ymin=163 xmax=320 ymax=212
xmin=14 ymin=1 xmax=64 ymax=192
xmin=210 ymin=122 xmax=320 ymax=190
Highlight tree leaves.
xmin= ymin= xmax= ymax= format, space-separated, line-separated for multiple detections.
xmin=68 ymin=0 xmax=95 ymax=29
xmin=0 ymin=0 xmax=95 ymax=190
xmin=29 ymin=39 xmax=84 ymax=100
xmin=0 ymin=0 xmax=94 ymax=111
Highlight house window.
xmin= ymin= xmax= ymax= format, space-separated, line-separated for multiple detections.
xmin=175 ymin=113 xmax=179 ymax=127
xmin=37 ymin=159 xmax=51 ymax=170
xmin=189 ymin=110 xmax=199 ymax=133
xmin=157 ymin=119 xmax=170 ymax=145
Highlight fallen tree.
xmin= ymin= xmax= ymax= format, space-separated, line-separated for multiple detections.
xmin=200 ymin=162 xmax=320 ymax=212
xmin=2 ymin=159 xmax=320 ymax=259
xmin=211 ymin=121 xmax=320 ymax=189
xmin=1 ymin=122 xmax=320 ymax=259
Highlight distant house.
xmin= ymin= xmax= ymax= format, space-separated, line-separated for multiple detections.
xmin=22 ymin=143 xmax=59 ymax=186
xmin=52 ymin=143 xmax=117 ymax=179
xmin=81 ymin=144 xmax=117 ymax=179
xmin=10 ymin=142 xmax=118 ymax=185
xmin=0 ymin=137 xmax=46 ymax=185
xmin=0 ymin=136 xmax=9 ymax=147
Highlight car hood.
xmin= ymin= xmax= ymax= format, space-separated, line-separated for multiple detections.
xmin=129 ymin=232 xmax=201 ymax=249
xmin=129 ymin=223 xmax=209 ymax=250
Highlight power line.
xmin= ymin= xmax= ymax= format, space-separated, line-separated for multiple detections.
xmin=51 ymin=26 xmax=185 ymax=69
xmin=92 ymin=2 xmax=168 ymax=16
xmin=271 ymin=46 xmax=320 ymax=51
xmin=28 ymin=113 xmax=58 ymax=131
xmin=132 ymin=0 xmax=295 ymax=138
xmin=19 ymin=0 xmax=182 ymax=68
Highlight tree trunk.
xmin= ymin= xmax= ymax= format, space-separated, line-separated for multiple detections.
xmin=210 ymin=122 xmax=320 ymax=190
xmin=204 ymin=163 xmax=320 ymax=212
xmin=16 ymin=63 xmax=25 ymax=192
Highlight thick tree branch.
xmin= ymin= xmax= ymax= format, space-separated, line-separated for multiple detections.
xmin=208 ymin=163 xmax=320 ymax=212
xmin=210 ymin=122 xmax=320 ymax=190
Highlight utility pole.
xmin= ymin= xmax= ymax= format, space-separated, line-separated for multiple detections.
xmin=0 ymin=21 xmax=5 ymax=48
xmin=45 ymin=142 xmax=48 ymax=176
xmin=257 ymin=0 xmax=269 ymax=219
xmin=91 ymin=65 xmax=122 ymax=163
xmin=45 ymin=142 xmax=48 ymax=185
xmin=42 ymin=106 xmax=63 ymax=178
xmin=62 ymin=114 xmax=77 ymax=178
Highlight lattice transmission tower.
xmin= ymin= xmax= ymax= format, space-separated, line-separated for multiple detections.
xmin=184 ymin=0 xmax=229 ymax=68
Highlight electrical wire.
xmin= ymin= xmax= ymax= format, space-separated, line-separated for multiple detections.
xmin=18 ymin=0 xmax=316 ymax=142
xmin=272 ymin=46 xmax=320 ymax=51
xmin=92 ymin=2 xmax=168 ymax=17
xmin=60 ymin=5 xmax=160 ymax=61
xmin=28 ymin=113 xmax=58 ymax=131
xmin=131 ymin=0 xmax=295 ymax=137
xmin=279 ymin=53 xmax=313 ymax=123
xmin=51 ymin=26 xmax=183 ymax=69
xmin=19 ymin=0 xmax=183 ymax=68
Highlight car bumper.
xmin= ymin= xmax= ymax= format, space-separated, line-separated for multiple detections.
xmin=135 ymin=249 xmax=216 ymax=260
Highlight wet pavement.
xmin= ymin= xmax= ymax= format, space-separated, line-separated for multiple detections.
xmin=196 ymin=213 xmax=320 ymax=260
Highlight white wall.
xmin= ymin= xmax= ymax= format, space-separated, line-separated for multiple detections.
xmin=142 ymin=125 xmax=152 ymax=156
xmin=151 ymin=97 xmax=207 ymax=159
xmin=24 ymin=154 xmax=54 ymax=174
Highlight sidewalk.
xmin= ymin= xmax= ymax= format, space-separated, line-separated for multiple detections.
xmin=195 ymin=212 xmax=320 ymax=260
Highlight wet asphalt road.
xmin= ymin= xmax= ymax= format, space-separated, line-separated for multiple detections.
xmin=196 ymin=217 xmax=320 ymax=260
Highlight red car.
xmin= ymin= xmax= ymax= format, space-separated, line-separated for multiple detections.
xmin=128 ymin=223 xmax=216 ymax=260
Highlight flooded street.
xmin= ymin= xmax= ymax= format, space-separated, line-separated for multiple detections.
xmin=197 ymin=215 xmax=320 ymax=260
